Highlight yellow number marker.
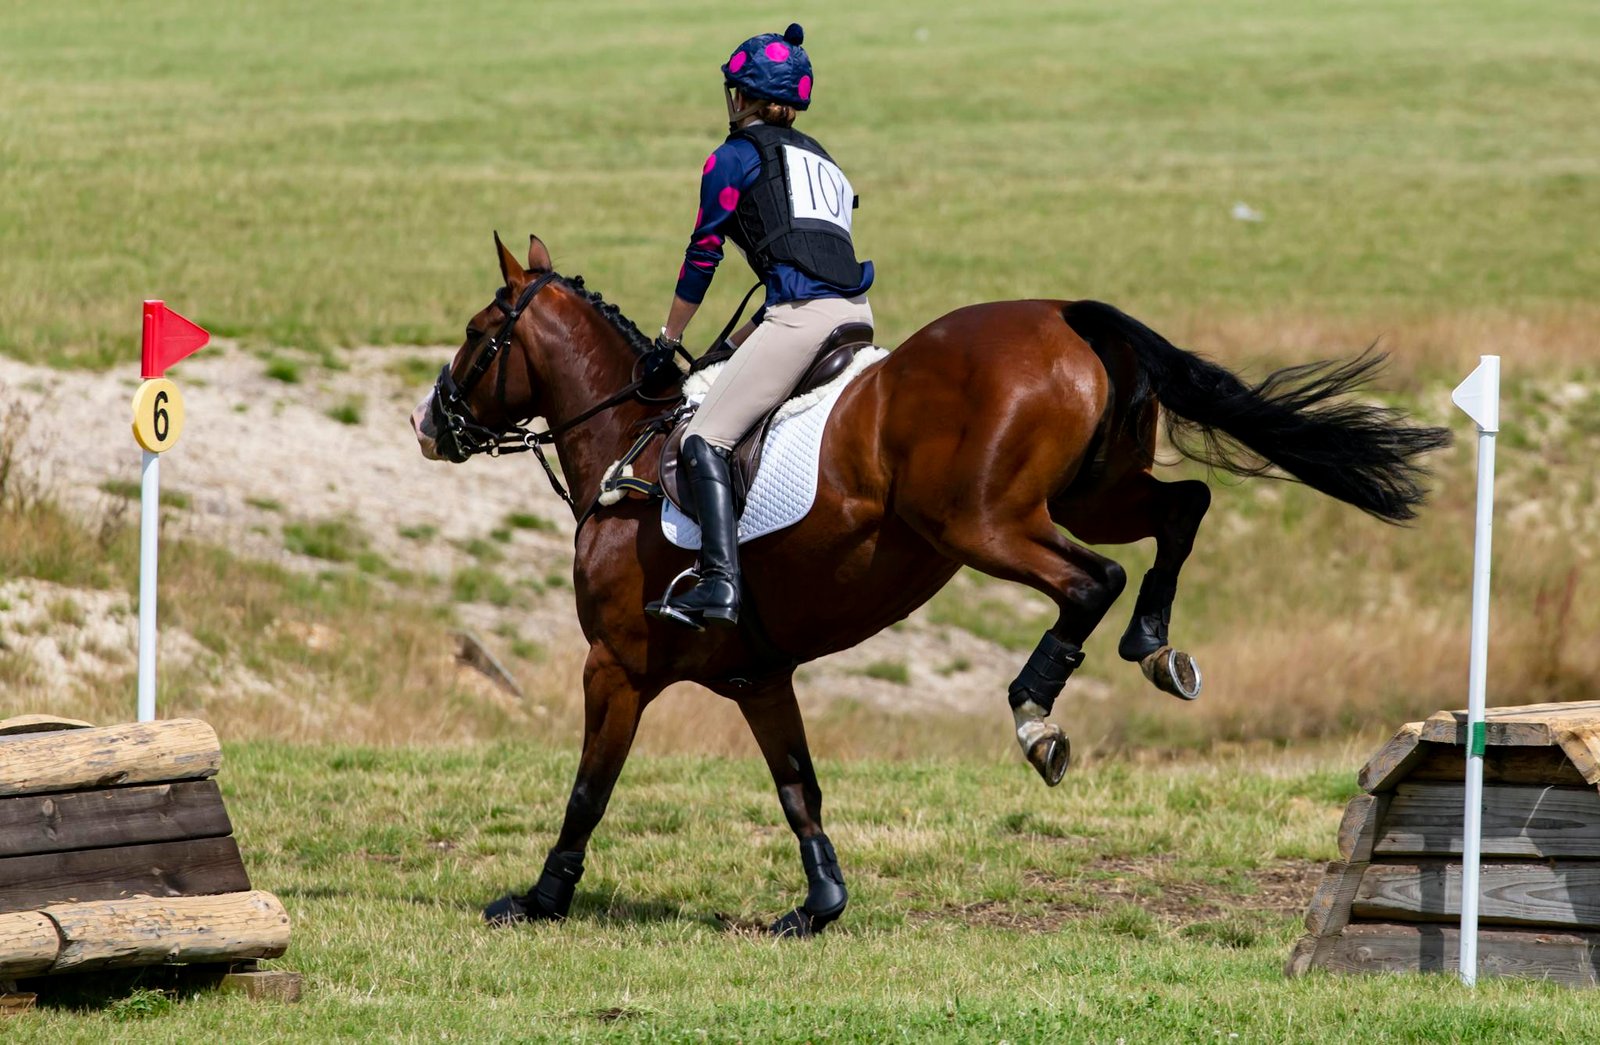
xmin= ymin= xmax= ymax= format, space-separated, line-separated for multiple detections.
xmin=130 ymin=378 xmax=185 ymax=454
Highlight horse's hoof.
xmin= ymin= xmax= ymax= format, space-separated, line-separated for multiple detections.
xmin=770 ymin=907 xmax=814 ymax=938
xmin=1025 ymin=727 xmax=1071 ymax=787
xmin=770 ymin=905 xmax=839 ymax=938
xmin=483 ymin=890 xmax=562 ymax=926
xmin=483 ymin=891 xmax=532 ymax=926
xmin=1141 ymin=647 xmax=1201 ymax=701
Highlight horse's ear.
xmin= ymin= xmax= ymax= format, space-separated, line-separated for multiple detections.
xmin=494 ymin=230 xmax=525 ymax=286
xmin=527 ymin=234 xmax=552 ymax=274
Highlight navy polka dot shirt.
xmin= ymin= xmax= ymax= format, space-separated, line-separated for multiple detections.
xmin=675 ymin=135 xmax=874 ymax=310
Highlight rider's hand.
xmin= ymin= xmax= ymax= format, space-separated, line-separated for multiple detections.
xmin=655 ymin=327 xmax=684 ymax=355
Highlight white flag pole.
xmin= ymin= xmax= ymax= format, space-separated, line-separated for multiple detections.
xmin=1451 ymin=355 xmax=1499 ymax=987
xmin=136 ymin=448 xmax=161 ymax=722
xmin=133 ymin=298 xmax=204 ymax=724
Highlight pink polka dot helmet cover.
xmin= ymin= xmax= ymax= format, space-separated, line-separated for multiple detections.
xmin=722 ymin=23 xmax=814 ymax=109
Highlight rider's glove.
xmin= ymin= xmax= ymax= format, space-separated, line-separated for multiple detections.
xmin=655 ymin=328 xmax=684 ymax=354
xmin=641 ymin=330 xmax=687 ymax=396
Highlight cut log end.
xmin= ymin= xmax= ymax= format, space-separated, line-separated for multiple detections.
xmin=0 ymin=912 xmax=60 ymax=979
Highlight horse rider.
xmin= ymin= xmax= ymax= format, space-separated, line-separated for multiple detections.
xmin=647 ymin=23 xmax=875 ymax=631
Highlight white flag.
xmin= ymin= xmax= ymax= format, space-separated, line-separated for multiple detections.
xmin=1451 ymin=356 xmax=1500 ymax=433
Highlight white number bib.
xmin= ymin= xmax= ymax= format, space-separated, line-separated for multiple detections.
xmin=782 ymin=144 xmax=854 ymax=234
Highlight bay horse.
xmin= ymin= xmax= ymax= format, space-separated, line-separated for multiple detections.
xmin=412 ymin=233 xmax=1450 ymax=935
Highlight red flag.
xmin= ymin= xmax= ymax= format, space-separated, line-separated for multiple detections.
xmin=141 ymin=300 xmax=210 ymax=379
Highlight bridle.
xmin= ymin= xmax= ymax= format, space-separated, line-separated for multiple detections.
xmin=428 ymin=271 xmax=690 ymax=510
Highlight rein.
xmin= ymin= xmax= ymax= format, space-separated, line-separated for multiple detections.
xmin=430 ymin=271 xmax=691 ymax=512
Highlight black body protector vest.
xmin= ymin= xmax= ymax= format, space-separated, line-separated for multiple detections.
xmin=728 ymin=123 xmax=865 ymax=289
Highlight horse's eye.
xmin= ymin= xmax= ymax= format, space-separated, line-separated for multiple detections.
xmin=465 ymin=326 xmax=479 ymax=342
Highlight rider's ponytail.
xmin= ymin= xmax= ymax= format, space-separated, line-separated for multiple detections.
xmin=754 ymin=100 xmax=797 ymax=127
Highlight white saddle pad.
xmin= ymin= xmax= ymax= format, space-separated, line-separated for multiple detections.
xmin=662 ymin=347 xmax=887 ymax=550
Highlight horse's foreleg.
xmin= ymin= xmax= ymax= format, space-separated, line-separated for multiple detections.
xmin=483 ymin=645 xmax=652 ymax=925
xmin=1056 ymin=472 xmax=1211 ymax=701
xmin=924 ymin=510 xmax=1127 ymax=786
xmin=735 ymin=678 xmax=847 ymax=938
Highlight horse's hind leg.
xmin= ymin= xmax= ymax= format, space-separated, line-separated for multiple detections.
xmin=483 ymin=645 xmax=653 ymax=925
xmin=1055 ymin=471 xmax=1211 ymax=700
xmin=735 ymin=677 xmax=847 ymax=937
xmin=917 ymin=508 xmax=1128 ymax=785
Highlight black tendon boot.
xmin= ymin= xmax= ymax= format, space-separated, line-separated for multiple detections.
xmin=1117 ymin=568 xmax=1177 ymax=662
xmin=1008 ymin=633 xmax=1086 ymax=715
xmin=482 ymin=848 xmax=585 ymax=925
xmin=648 ymin=435 xmax=741 ymax=628
xmin=771 ymin=835 xmax=848 ymax=938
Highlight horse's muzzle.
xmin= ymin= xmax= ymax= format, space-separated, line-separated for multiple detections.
xmin=411 ymin=392 xmax=445 ymax=461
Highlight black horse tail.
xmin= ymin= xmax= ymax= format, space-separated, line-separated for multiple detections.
xmin=1062 ymin=299 xmax=1453 ymax=523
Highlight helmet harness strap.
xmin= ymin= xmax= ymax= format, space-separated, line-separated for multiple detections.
xmin=724 ymin=85 xmax=764 ymax=133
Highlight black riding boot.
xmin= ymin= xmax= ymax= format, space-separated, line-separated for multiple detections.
xmin=648 ymin=435 xmax=741 ymax=629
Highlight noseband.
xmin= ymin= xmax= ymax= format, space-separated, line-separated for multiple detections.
xmin=429 ymin=271 xmax=690 ymax=510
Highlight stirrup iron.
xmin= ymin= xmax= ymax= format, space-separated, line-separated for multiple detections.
xmin=646 ymin=567 xmax=705 ymax=631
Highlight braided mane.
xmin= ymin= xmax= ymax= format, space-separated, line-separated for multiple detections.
xmin=557 ymin=274 xmax=651 ymax=356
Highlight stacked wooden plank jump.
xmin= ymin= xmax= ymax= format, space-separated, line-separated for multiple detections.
xmin=1288 ymin=700 xmax=1600 ymax=987
xmin=0 ymin=717 xmax=297 ymax=1008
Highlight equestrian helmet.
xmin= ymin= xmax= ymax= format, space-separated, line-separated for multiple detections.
xmin=722 ymin=23 xmax=814 ymax=110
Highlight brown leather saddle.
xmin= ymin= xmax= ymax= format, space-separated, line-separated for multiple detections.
xmin=660 ymin=321 xmax=874 ymax=519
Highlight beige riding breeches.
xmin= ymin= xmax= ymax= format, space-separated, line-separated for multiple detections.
xmin=682 ymin=294 xmax=873 ymax=451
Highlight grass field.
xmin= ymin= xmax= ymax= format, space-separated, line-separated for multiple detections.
xmin=4 ymin=0 xmax=1599 ymax=366
xmin=3 ymin=0 xmax=1599 ymax=753
xmin=12 ymin=742 xmax=1600 ymax=1043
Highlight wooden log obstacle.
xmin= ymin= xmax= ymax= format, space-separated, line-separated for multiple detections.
xmin=0 ymin=717 xmax=298 ymax=1011
xmin=1288 ymin=700 xmax=1600 ymax=987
